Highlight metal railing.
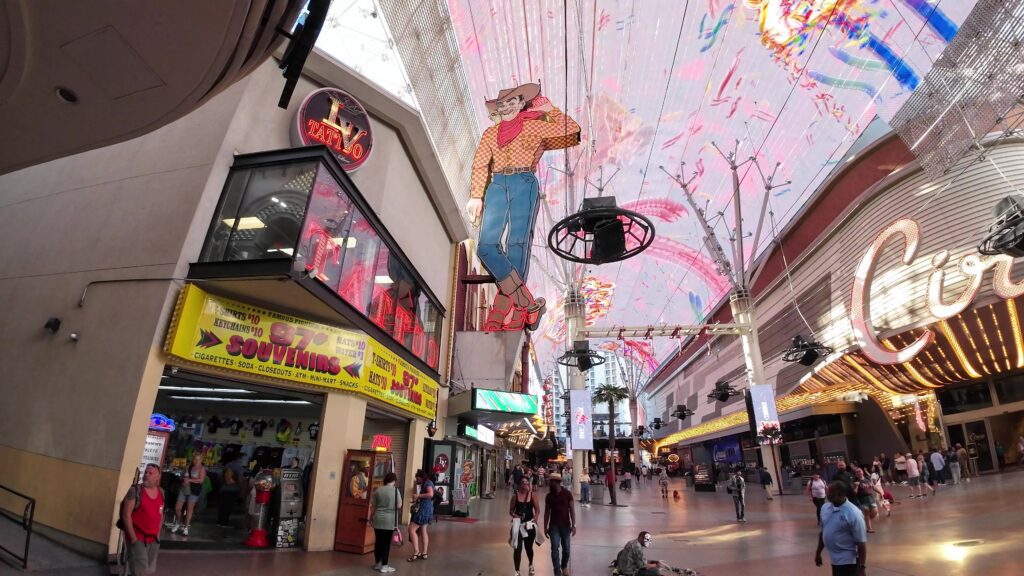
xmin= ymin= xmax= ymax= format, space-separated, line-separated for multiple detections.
xmin=0 ymin=483 xmax=35 ymax=569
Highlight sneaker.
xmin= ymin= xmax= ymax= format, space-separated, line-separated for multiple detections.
xmin=163 ymin=521 xmax=178 ymax=530
xmin=181 ymin=526 xmax=189 ymax=536
xmin=380 ymin=566 xmax=397 ymax=573
xmin=529 ymin=566 xmax=535 ymax=575
xmin=373 ymin=563 xmax=382 ymax=571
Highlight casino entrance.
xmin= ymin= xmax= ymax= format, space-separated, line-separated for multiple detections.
xmin=147 ymin=367 xmax=324 ymax=550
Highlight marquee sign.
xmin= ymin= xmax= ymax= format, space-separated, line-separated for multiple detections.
xmin=165 ymin=285 xmax=437 ymax=419
xmin=851 ymin=217 xmax=1024 ymax=365
xmin=293 ymin=87 xmax=373 ymax=171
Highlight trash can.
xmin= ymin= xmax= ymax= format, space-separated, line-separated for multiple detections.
xmin=589 ymin=482 xmax=605 ymax=504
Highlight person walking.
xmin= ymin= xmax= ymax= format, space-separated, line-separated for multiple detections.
xmin=807 ymin=472 xmax=828 ymax=525
xmin=815 ymin=481 xmax=868 ymax=576
xmin=832 ymin=461 xmax=856 ymax=502
xmin=579 ymin=469 xmax=592 ymax=506
xmin=852 ymin=468 xmax=878 ymax=533
xmin=929 ymin=448 xmax=947 ymax=485
xmin=945 ymin=446 xmax=961 ymax=485
xmin=169 ymin=453 xmax=205 ymax=536
xmin=758 ymin=466 xmax=774 ymax=500
xmin=120 ymin=464 xmax=164 ymax=575
xmin=369 ymin=472 xmax=402 ymax=573
xmin=407 ymin=470 xmax=434 ymax=562
xmin=894 ymin=453 xmax=907 ymax=484
xmin=543 ymin=473 xmax=576 ymax=576
xmin=217 ymin=453 xmax=244 ymax=528
xmin=727 ymin=469 xmax=746 ymax=523
xmin=955 ymin=443 xmax=970 ymax=482
xmin=510 ymin=476 xmax=540 ymax=576
xmin=658 ymin=467 xmax=670 ymax=499
xmin=878 ymin=453 xmax=891 ymax=485
xmin=904 ymin=452 xmax=922 ymax=498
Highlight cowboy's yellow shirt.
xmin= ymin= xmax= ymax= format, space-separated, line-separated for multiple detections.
xmin=469 ymin=107 xmax=581 ymax=200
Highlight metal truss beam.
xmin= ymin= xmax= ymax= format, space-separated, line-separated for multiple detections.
xmin=581 ymin=323 xmax=752 ymax=339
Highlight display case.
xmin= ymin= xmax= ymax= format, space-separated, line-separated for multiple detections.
xmin=334 ymin=450 xmax=394 ymax=554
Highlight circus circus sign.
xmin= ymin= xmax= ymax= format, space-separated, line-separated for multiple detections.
xmin=851 ymin=218 xmax=1024 ymax=366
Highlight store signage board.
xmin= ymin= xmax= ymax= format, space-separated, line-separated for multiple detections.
xmin=165 ymin=285 xmax=438 ymax=419
xmin=472 ymin=389 xmax=538 ymax=414
xmin=476 ymin=425 xmax=495 ymax=445
xmin=568 ymin=390 xmax=594 ymax=451
xmin=852 ymin=217 xmax=1024 ymax=365
xmin=140 ymin=432 xmax=167 ymax=473
xmin=747 ymin=384 xmax=781 ymax=445
xmin=292 ymin=87 xmax=373 ymax=171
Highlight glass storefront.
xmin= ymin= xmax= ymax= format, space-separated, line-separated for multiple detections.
xmin=201 ymin=149 xmax=443 ymax=369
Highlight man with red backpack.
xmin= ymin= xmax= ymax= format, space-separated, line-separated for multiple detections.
xmin=120 ymin=463 xmax=164 ymax=575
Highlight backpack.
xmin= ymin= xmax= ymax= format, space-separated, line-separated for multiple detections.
xmin=116 ymin=484 xmax=165 ymax=531
xmin=726 ymin=476 xmax=737 ymax=494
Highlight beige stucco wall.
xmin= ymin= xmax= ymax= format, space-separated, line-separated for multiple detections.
xmin=0 ymin=57 xmax=455 ymax=554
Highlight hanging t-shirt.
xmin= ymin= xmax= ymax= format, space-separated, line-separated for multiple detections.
xmin=294 ymin=422 xmax=303 ymax=437
xmin=230 ymin=419 xmax=243 ymax=436
xmin=206 ymin=416 xmax=221 ymax=434
xmin=252 ymin=419 xmax=268 ymax=437
xmin=307 ymin=422 xmax=320 ymax=440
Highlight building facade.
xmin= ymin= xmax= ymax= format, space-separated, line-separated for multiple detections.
xmin=649 ymin=131 xmax=1024 ymax=484
xmin=0 ymin=50 xmax=465 ymax=557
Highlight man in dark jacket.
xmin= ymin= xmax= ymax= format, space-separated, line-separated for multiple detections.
xmin=758 ymin=466 xmax=774 ymax=500
xmin=832 ymin=461 xmax=856 ymax=501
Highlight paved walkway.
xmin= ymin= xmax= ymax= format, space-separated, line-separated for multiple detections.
xmin=142 ymin=471 xmax=1023 ymax=576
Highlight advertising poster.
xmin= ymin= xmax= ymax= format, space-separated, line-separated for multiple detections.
xmin=711 ymin=435 xmax=742 ymax=464
xmin=165 ymin=285 xmax=438 ymax=419
xmin=748 ymin=384 xmax=782 ymax=444
xmin=568 ymin=390 xmax=594 ymax=451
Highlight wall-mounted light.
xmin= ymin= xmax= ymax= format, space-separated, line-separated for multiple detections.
xmin=44 ymin=317 xmax=61 ymax=333
xmin=427 ymin=420 xmax=438 ymax=438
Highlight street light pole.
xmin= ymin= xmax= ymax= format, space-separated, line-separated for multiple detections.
xmin=660 ymin=143 xmax=790 ymax=495
xmin=566 ymin=288 xmax=587 ymax=500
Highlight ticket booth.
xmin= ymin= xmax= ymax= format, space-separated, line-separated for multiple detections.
xmin=334 ymin=450 xmax=394 ymax=553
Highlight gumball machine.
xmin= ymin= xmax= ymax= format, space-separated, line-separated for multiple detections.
xmin=244 ymin=470 xmax=275 ymax=548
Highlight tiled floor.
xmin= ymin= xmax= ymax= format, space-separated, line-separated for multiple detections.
xmin=145 ymin=470 xmax=1024 ymax=576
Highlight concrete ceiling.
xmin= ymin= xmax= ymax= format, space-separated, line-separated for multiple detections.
xmin=0 ymin=0 xmax=303 ymax=175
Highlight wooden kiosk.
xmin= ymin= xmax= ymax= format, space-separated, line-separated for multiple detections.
xmin=334 ymin=449 xmax=394 ymax=553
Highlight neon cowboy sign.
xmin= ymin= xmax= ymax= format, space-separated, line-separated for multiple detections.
xmin=851 ymin=218 xmax=1024 ymax=365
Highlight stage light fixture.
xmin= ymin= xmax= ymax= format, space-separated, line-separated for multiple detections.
xmin=707 ymin=381 xmax=739 ymax=403
xmin=556 ymin=340 xmax=606 ymax=372
xmin=426 ymin=420 xmax=438 ymax=438
xmin=783 ymin=335 xmax=833 ymax=366
xmin=44 ymin=317 xmax=61 ymax=333
xmin=980 ymin=195 xmax=1024 ymax=257
xmin=671 ymin=404 xmax=694 ymax=420
xmin=548 ymin=196 xmax=655 ymax=264
xmin=651 ymin=418 xmax=663 ymax=430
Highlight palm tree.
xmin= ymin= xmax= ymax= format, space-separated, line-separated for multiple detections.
xmin=593 ymin=382 xmax=629 ymax=506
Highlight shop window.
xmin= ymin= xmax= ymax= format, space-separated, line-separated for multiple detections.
xmin=202 ymin=161 xmax=317 ymax=262
xmin=937 ymin=382 xmax=993 ymax=415
xmin=994 ymin=375 xmax=1024 ymax=405
xmin=202 ymin=151 xmax=443 ymax=370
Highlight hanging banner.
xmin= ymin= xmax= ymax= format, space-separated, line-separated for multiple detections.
xmin=748 ymin=384 xmax=782 ymax=443
xmin=165 ymin=285 xmax=437 ymax=419
xmin=568 ymin=390 xmax=594 ymax=451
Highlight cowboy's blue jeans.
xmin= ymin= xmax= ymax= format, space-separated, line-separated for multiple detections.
xmin=477 ymin=172 xmax=540 ymax=282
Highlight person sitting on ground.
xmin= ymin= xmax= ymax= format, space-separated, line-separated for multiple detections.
xmin=614 ymin=531 xmax=661 ymax=576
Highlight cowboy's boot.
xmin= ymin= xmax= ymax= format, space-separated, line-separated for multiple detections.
xmin=503 ymin=306 xmax=527 ymax=331
xmin=499 ymin=270 xmax=547 ymax=331
xmin=482 ymin=292 xmax=513 ymax=331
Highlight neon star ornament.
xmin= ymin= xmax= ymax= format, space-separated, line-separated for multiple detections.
xmin=465 ymin=82 xmax=581 ymax=332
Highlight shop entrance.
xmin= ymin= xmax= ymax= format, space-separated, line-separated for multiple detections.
xmin=947 ymin=420 xmax=996 ymax=475
xmin=151 ymin=368 xmax=323 ymax=550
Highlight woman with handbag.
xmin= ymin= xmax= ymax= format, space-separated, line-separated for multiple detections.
xmin=407 ymin=469 xmax=435 ymax=562
xmin=370 ymin=472 xmax=402 ymax=573
xmin=169 ymin=454 xmax=205 ymax=536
